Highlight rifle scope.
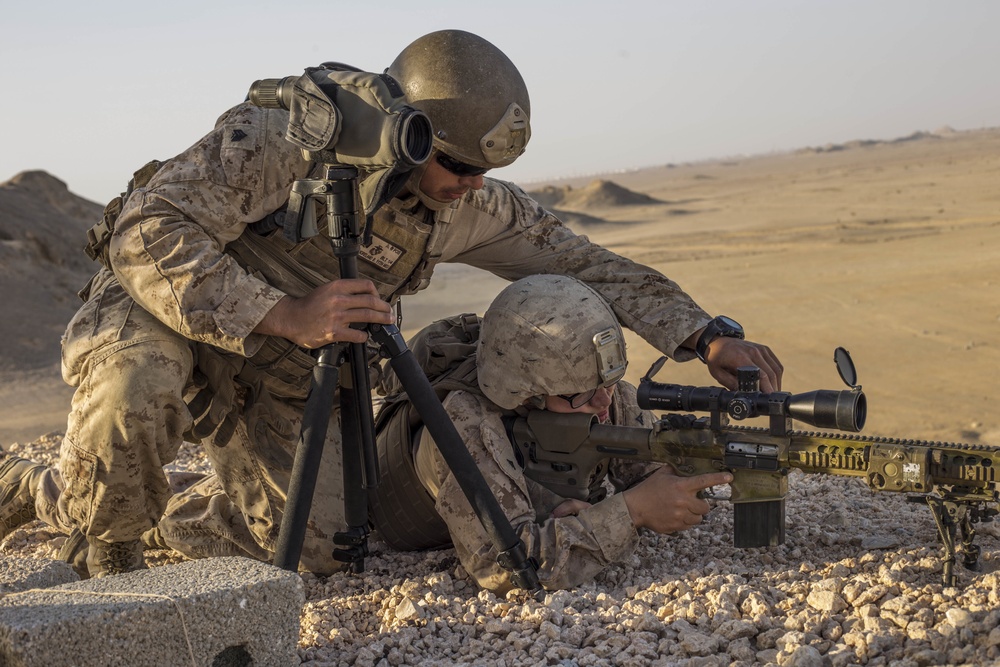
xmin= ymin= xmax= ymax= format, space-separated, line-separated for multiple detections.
xmin=637 ymin=380 xmax=866 ymax=432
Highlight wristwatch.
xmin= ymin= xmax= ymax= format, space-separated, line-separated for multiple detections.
xmin=695 ymin=315 xmax=744 ymax=362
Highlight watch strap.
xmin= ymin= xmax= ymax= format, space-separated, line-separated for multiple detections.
xmin=696 ymin=316 xmax=744 ymax=362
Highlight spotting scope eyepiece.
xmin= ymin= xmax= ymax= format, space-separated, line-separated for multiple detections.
xmin=248 ymin=76 xmax=299 ymax=110
xmin=637 ymin=380 xmax=866 ymax=432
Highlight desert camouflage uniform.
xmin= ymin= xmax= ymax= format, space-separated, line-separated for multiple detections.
xmin=35 ymin=102 xmax=709 ymax=574
xmin=415 ymin=382 xmax=658 ymax=593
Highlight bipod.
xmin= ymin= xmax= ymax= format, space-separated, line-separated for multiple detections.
xmin=272 ymin=164 xmax=542 ymax=596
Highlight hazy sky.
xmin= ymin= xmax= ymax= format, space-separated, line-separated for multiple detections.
xmin=3 ymin=0 xmax=999 ymax=205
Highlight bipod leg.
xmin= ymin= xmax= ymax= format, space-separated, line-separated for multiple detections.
xmin=274 ymin=344 xmax=345 ymax=571
xmin=333 ymin=354 xmax=374 ymax=573
xmin=959 ymin=505 xmax=981 ymax=572
xmin=369 ymin=324 xmax=544 ymax=598
xmin=925 ymin=495 xmax=959 ymax=587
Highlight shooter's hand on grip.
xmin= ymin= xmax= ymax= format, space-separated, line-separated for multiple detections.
xmin=622 ymin=466 xmax=733 ymax=534
xmin=704 ymin=337 xmax=783 ymax=393
xmin=254 ymin=278 xmax=394 ymax=348
xmin=550 ymin=498 xmax=592 ymax=518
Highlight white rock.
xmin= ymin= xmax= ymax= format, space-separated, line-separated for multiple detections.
xmin=945 ymin=608 xmax=973 ymax=628
xmin=807 ymin=590 xmax=848 ymax=613
xmin=394 ymin=597 xmax=423 ymax=622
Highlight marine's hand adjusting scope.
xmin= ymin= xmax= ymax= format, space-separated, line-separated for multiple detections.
xmin=636 ymin=347 xmax=867 ymax=432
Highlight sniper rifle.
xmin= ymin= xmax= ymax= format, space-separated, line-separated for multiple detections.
xmin=505 ymin=350 xmax=998 ymax=587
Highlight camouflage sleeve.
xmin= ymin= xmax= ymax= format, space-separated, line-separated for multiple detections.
xmin=427 ymin=391 xmax=640 ymax=594
xmin=440 ymin=179 xmax=712 ymax=360
xmin=109 ymin=104 xmax=313 ymax=356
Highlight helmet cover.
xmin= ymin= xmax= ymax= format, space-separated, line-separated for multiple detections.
xmin=477 ymin=275 xmax=627 ymax=409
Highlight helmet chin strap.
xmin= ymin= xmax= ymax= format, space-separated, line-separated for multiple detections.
xmin=404 ymin=162 xmax=460 ymax=212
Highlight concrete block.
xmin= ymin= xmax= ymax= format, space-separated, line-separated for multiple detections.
xmin=0 ymin=556 xmax=305 ymax=666
xmin=0 ymin=556 xmax=79 ymax=595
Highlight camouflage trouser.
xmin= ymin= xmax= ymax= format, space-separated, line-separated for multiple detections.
xmin=36 ymin=270 xmax=349 ymax=574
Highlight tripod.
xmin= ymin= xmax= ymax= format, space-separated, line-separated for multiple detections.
xmin=272 ymin=165 xmax=541 ymax=595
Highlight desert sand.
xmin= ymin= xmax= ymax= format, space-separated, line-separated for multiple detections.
xmin=1 ymin=127 xmax=999 ymax=665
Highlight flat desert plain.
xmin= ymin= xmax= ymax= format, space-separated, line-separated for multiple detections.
xmin=405 ymin=128 xmax=1000 ymax=445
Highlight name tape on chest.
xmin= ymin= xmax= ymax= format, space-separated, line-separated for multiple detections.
xmin=360 ymin=234 xmax=405 ymax=270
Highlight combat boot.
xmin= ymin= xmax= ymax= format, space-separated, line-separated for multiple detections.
xmin=61 ymin=527 xmax=167 ymax=579
xmin=86 ymin=537 xmax=146 ymax=578
xmin=0 ymin=454 xmax=45 ymax=541
xmin=58 ymin=528 xmax=90 ymax=579
xmin=140 ymin=525 xmax=170 ymax=550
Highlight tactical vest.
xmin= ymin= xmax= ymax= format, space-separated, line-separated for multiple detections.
xmin=83 ymin=160 xmax=458 ymax=402
xmin=224 ymin=195 xmax=460 ymax=400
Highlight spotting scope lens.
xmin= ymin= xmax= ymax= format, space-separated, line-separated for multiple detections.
xmin=637 ymin=381 xmax=866 ymax=432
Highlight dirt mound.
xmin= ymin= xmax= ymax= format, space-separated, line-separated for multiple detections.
xmin=529 ymin=179 xmax=662 ymax=210
xmin=799 ymin=129 xmax=947 ymax=154
xmin=568 ymin=179 xmax=663 ymax=207
xmin=0 ymin=171 xmax=102 ymax=372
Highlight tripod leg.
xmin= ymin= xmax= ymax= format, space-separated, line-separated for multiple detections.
xmin=348 ymin=341 xmax=380 ymax=487
xmin=334 ymin=359 xmax=371 ymax=572
xmin=273 ymin=345 xmax=341 ymax=571
xmin=371 ymin=324 xmax=543 ymax=596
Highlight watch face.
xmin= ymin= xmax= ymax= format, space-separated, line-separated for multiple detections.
xmin=717 ymin=316 xmax=742 ymax=333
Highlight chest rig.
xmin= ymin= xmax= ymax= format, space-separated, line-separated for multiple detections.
xmin=224 ymin=185 xmax=458 ymax=399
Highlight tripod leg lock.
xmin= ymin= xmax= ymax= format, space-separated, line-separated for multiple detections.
xmin=497 ymin=542 xmax=543 ymax=598
xmin=369 ymin=324 xmax=407 ymax=358
xmin=333 ymin=525 xmax=371 ymax=572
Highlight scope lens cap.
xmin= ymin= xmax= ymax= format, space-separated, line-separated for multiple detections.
xmin=834 ymin=347 xmax=859 ymax=388
xmin=642 ymin=355 xmax=669 ymax=381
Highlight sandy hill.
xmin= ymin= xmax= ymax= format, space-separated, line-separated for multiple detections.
xmin=529 ymin=179 xmax=663 ymax=210
xmin=797 ymin=127 xmax=954 ymax=154
xmin=0 ymin=171 xmax=102 ymax=372
xmin=0 ymin=171 xmax=102 ymax=443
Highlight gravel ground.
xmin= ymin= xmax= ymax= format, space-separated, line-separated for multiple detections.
xmin=3 ymin=434 xmax=999 ymax=667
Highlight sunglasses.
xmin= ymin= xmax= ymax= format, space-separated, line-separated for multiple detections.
xmin=435 ymin=152 xmax=490 ymax=177
xmin=556 ymin=381 xmax=620 ymax=409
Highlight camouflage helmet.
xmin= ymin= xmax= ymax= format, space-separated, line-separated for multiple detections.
xmin=387 ymin=30 xmax=531 ymax=169
xmin=477 ymin=275 xmax=628 ymax=410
